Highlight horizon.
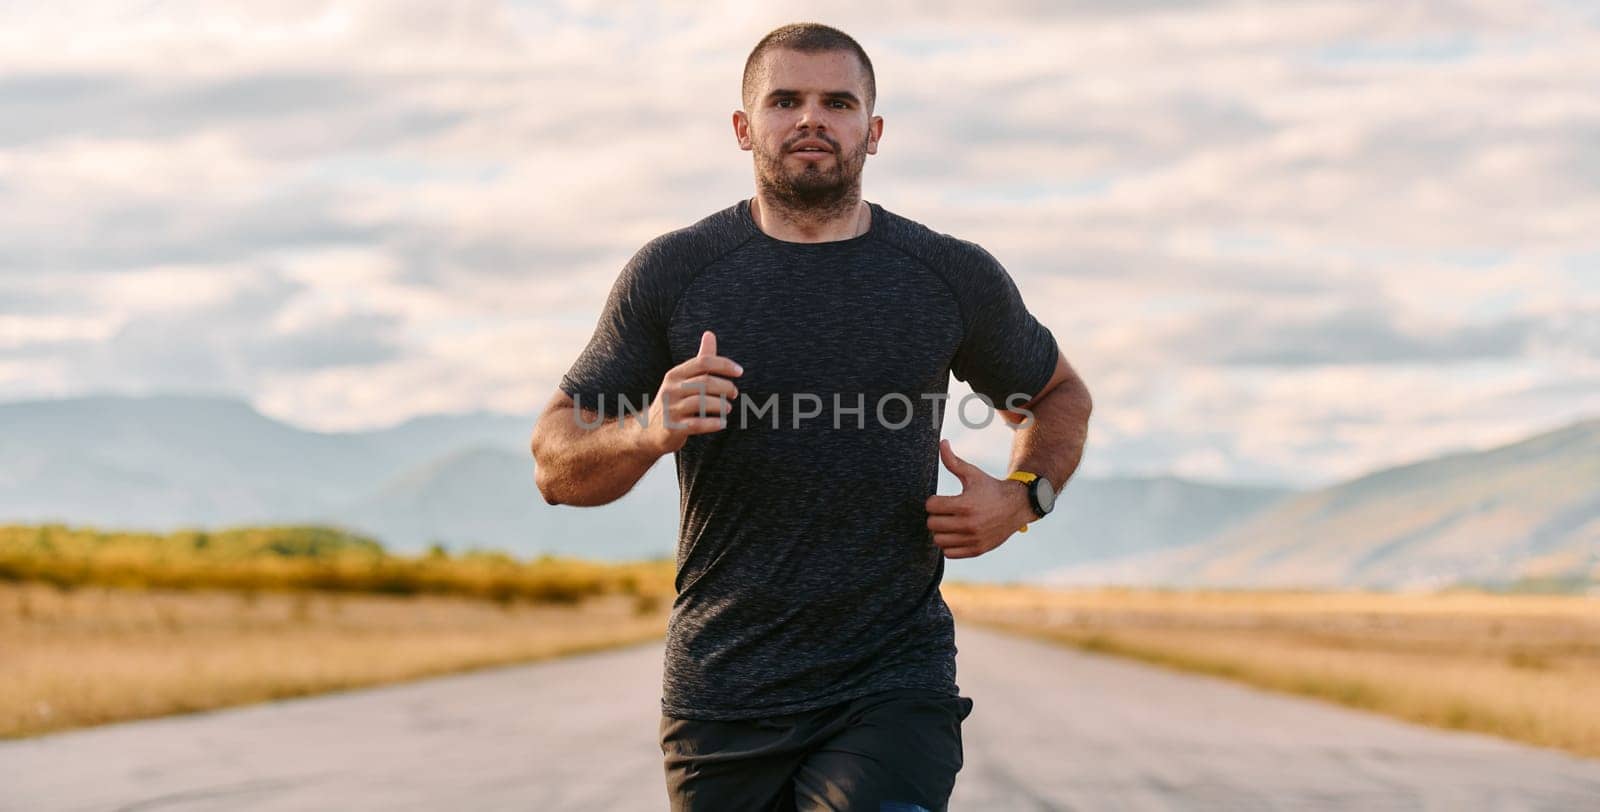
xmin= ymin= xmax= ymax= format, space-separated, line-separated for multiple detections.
xmin=5 ymin=389 xmax=1595 ymax=493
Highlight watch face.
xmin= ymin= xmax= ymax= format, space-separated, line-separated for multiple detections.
xmin=1035 ymin=477 xmax=1057 ymax=515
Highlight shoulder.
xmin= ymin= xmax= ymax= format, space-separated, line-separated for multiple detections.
xmin=870 ymin=203 xmax=1008 ymax=284
xmin=627 ymin=202 xmax=757 ymax=278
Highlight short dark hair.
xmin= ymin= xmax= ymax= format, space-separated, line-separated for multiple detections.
xmin=742 ymin=23 xmax=876 ymax=114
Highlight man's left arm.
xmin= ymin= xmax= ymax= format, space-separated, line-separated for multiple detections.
xmin=926 ymin=350 xmax=1092 ymax=559
xmin=1001 ymin=349 xmax=1092 ymax=495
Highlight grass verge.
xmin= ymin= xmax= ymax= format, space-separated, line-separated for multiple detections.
xmin=944 ymin=583 xmax=1600 ymax=759
xmin=2 ymin=581 xmax=669 ymax=738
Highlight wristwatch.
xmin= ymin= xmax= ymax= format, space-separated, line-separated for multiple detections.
xmin=1005 ymin=471 xmax=1056 ymax=533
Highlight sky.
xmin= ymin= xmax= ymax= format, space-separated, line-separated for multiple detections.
xmin=0 ymin=0 xmax=1596 ymax=488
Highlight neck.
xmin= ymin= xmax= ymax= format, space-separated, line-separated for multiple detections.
xmin=750 ymin=192 xmax=870 ymax=243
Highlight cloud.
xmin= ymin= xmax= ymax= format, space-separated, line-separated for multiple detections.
xmin=242 ymin=311 xmax=405 ymax=371
xmin=1165 ymin=301 xmax=1537 ymax=366
xmin=0 ymin=267 xmax=405 ymax=394
xmin=0 ymin=0 xmax=1596 ymax=485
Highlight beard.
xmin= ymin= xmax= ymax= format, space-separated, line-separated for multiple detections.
xmin=752 ymin=131 xmax=869 ymax=219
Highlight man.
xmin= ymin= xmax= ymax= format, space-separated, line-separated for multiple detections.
xmin=531 ymin=22 xmax=1092 ymax=812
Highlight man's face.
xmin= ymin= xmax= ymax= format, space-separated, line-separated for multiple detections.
xmin=734 ymin=48 xmax=882 ymax=212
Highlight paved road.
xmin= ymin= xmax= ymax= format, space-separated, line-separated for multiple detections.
xmin=4 ymin=625 xmax=1599 ymax=811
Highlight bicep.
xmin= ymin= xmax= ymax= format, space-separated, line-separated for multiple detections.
xmin=535 ymin=387 xmax=606 ymax=435
xmin=538 ymin=388 xmax=576 ymax=423
xmin=532 ymin=389 xmax=577 ymax=454
xmin=998 ymin=350 xmax=1086 ymax=423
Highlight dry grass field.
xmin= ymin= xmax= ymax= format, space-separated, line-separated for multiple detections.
xmin=12 ymin=521 xmax=1598 ymax=761
xmin=0 ymin=524 xmax=682 ymax=739
xmin=944 ymin=583 xmax=1600 ymax=759
xmin=1 ymin=581 xmax=670 ymax=739
xmin=0 ymin=524 xmax=676 ymax=604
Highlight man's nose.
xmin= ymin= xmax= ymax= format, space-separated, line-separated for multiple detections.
xmin=795 ymin=99 xmax=827 ymax=129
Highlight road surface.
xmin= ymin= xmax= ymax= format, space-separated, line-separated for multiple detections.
xmin=4 ymin=625 xmax=1599 ymax=810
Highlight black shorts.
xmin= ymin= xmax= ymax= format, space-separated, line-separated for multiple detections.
xmin=659 ymin=687 xmax=975 ymax=812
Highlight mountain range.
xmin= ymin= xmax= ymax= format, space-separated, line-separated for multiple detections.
xmin=1044 ymin=418 xmax=1600 ymax=591
xmin=0 ymin=394 xmax=1289 ymax=581
xmin=3 ymin=395 xmax=1593 ymax=589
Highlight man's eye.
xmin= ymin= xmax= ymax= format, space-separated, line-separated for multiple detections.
xmin=777 ymin=100 xmax=794 ymax=108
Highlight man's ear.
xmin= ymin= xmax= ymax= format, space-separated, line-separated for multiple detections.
xmin=732 ymin=110 xmax=753 ymax=151
xmin=866 ymin=115 xmax=883 ymax=155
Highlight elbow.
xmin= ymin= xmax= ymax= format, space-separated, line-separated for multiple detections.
xmin=1075 ymin=380 xmax=1094 ymax=428
xmin=535 ymin=469 xmax=562 ymax=506
xmin=530 ymin=426 xmax=563 ymax=506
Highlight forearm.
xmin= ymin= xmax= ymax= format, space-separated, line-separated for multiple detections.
xmin=1007 ymin=376 xmax=1092 ymax=491
xmin=532 ymin=409 xmax=663 ymax=506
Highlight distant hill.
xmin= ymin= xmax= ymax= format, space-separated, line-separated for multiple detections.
xmin=13 ymin=396 xmax=1596 ymax=590
xmin=0 ymin=394 xmax=674 ymax=561
xmin=944 ymin=475 xmax=1291 ymax=583
xmin=1045 ymin=418 xmax=1600 ymax=591
xmin=0 ymin=394 xmax=1290 ymax=578
xmin=0 ymin=395 xmax=372 ymax=525
xmin=335 ymin=446 xmax=680 ymax=561
xmin=0 ymin=395 xmax=529 ymax=526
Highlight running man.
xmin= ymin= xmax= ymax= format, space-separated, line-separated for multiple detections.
xmin=531 ymin=22 xmax=1092 ymax=812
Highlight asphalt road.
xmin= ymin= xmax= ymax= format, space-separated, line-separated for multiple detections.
xmin=4 ymin=625 xmax=1599 ymax=811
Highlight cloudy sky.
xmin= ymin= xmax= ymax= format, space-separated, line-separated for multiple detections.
xmin=1 ymin=0 xmax=1596 ymax=488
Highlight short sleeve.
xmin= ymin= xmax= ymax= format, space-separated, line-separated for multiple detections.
xmin=558 ymin=239 xmax=677 ymax=419
xmin=947 ymin=242 xmax=1059 ymax=407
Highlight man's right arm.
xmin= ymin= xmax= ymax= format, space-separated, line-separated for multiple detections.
xmin=532 ymin=330 xmax=742 ymax=506
xmin=530 ymin=390 xmax=663 ymax=507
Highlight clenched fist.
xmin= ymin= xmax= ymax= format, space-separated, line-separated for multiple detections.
xmin=643 ymin=330 xmax=744 ymax=456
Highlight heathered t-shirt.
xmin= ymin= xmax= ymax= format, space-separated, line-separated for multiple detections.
xmin=558 ymin=198 xmax=1059 ymax=720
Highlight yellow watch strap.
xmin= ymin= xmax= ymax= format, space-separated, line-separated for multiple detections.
xmin=1007 ymin=471 xmax=1039 ymax=532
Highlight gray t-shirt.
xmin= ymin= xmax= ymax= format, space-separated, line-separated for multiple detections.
xmin=559 ymin=198 xmax=1058 ymax=720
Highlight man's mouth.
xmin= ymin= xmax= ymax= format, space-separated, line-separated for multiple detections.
xmin=790 ymin=140 xmax=833 ymax=155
